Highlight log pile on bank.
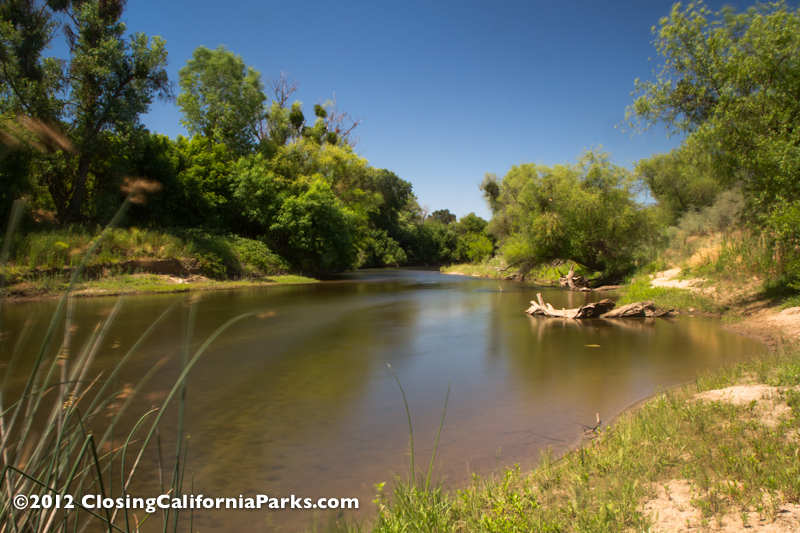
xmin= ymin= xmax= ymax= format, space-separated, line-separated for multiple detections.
xmin=525 ymin=294 xmax=677 ymax=319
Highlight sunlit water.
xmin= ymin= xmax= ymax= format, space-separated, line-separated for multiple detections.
xmin=0 ymin=269 xmax=766 ymax=531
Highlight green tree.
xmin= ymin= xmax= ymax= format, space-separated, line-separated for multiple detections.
xmin=0 ymin=0 xmax=171 ymax=223
xmin=635 ymin=147 xmax=721 ymax=225
xmin=484 ymin=149 xmax=655 ymax=276
xmin=455 ymin=212 xmax=489 ymax=235
xmin=365 ymin=169 xmax=415 ymax=241
xmin=270 ymin=179 xmax=358 ymax=272
xmin=429 ymin=209 xmax=456 ymax=225
xmin=178 ymin=45 xmax=266 ymax=156
xmin=627 ymin=1 xmax=800 ymax=227
xmin=231 ymin=152 xmax=285 ymax=233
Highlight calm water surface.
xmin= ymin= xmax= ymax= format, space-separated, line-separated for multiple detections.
xmin=0 ymin=270 xmax=765 ymax=531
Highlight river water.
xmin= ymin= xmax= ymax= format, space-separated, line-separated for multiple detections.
xmin=0 ymin=269 xmax=765 ymax=531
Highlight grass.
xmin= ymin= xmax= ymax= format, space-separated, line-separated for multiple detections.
xmin=4 ymin=272 xmax=318 ymax=299
xmin=1 ymin=225 xmax=318 ymax=299
xmin=442 ymin=259 xmax=601 ymax=285
xmin=0 ymin=194 xmax=267 ymax=532
xmin=2 ymin=227 xmax=293 ymax=287
xmin=616 ymin=276 xmax=723 ymax=313
xmin=440 ymin=260 xmax=506 ymax=279
xmin=368 ymin=345 xmax=800 ymax=532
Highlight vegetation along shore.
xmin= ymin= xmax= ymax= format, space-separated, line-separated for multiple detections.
xmin=4 ymin=0 xmax=800 ymax=532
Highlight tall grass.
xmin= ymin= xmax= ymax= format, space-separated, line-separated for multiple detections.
xmin=0 ymin=193 xmax=258 ymax=532
xmin=690 ymin=232 xmax=776 ymax=282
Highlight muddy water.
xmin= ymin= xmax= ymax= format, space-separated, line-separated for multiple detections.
xmin=0 ymin=269 xmax=765 ymax=531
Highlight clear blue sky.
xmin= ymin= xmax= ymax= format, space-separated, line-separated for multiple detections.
xmin=117 ymin=0 xmax=747 ymax=220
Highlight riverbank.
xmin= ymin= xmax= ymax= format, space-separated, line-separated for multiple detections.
xmin=2 ymin=272 xmax=318 ymax=301
xmin=369 ymin=306 xmax=800 ymax=532
xmin=1 ymin=227 xmax=321 ymax=300
xmin=370 ymin=268 xmax=800 ymax=532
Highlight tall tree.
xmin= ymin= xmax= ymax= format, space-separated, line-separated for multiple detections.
xmin=0 ymin=0 xmax=171 ymax=223
xmin=627 ymin=1 xmax=800 ymax=220
xmin=177 ymin=45 xmax=266 ymax=155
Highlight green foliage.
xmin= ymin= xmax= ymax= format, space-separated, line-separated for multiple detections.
xmin=676 ymin=189 xmax=746 ymax=237
xmin=172 ymin=135 xmax=241 ymax=229
xmin=178 ymin=45 xmax=266 ymax=155
xmin=455 ymin=232 xmax=493 ymax=263
xmin=6 ymin=227 xmax=288 ymax=282
xmin=485 ymin=148 xmax=657 ymax=277
xmin=404 ymin=219 xmax=458 ymax=265
xmin=227 ymin=234 xmax=289 ymax=276
xmin=270 ymin=179 xmax=358 ymax=272
xmin=635 ymin=148 xmax=721 ymax=225
xmin=0 ymin=0 xmax=171 ymax=223
xmin=365 ymin=169 xmax=416 ymax=241
xmin=428 ymin=209 xmax=456 ymax=225
xmin=231 ymin=152 xmax=284 ymax=231
xmin=358 ymin=228 xmax=407 ymax=267
xmin=455 ymin=212 xmax=488 ymax=235
xmin=629 ymin=1 xmax=800 ymax=281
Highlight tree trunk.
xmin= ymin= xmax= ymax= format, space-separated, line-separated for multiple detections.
xmin=65 ymin=154 xmax=90 ymax=223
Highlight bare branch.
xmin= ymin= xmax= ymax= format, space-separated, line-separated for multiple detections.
xmin=325 ymin=93 xmax=362 ymax=146
xmin=266 ymin=71 xmax=299 ymax=108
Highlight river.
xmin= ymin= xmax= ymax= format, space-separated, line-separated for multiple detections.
xmin=0 ymin=269 xmax=765 ymax=531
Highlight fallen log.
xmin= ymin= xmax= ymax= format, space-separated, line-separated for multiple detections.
xmin=575 ymin=299 xmax=616 ymax=318
xmin=525 ymin=294 xmax=615 ymax=318
xmin=600 ymin=301 xmax=655 ymax=318
xmin=525 ymin=294 xmax=677 ymax=319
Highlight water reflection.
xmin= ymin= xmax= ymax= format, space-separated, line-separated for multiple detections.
xmin=0 ymin=270 xmax=765 ymax=531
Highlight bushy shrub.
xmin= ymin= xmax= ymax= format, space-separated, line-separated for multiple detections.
xmin=677 ymin=189 xmax=745 ymax=236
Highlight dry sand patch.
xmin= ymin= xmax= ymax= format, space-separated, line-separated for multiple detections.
xmin=643 ymin=384 xmax=800 ymax=531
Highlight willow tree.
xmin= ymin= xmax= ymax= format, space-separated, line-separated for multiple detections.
xmin=482 ymin=149 xmax=656 ymax=277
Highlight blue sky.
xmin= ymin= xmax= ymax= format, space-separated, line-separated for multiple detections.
xmin=116 ymin=0 xmax=747 ymax=220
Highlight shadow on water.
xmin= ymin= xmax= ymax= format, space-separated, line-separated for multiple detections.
xmin=0 ymin=270 xmax=766 ymax=531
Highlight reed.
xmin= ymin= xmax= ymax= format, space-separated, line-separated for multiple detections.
xmin=0 ymin=193 xmax=257 ymax=532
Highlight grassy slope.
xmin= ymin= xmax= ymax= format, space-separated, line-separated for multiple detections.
xmin=2 ymin=228 xmax=317 ymax=298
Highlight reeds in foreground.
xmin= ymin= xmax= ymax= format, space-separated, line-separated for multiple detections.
xmin=0 ymin=192 xmax=256 ymax=532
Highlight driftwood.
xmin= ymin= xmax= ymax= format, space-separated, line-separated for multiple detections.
xmin=559 ymin=265 xmax=590 ymax=290
xmin=525 ymin=294 xmax=678 ymax=319
xmin=525 ymin=295 xmax=615 ymax=318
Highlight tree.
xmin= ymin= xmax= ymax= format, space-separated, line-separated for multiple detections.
xmin=455 ymin=212 xmax=488 ymax=235
xmin=627 ymin=1 xmax=800 ymax=225
xmin=0 ymin=0 xmax=171 ymax=223
xmin=635 ymin=147 xmax=721 ymax=225
xmin=178 ymin=45 xmax=266 ymax=155
xmin=428 ymin=209 xmax=456 ymax=225
xmin=269 ymin=179 xmax=358 ymax=272
xmin=484 ymin=149 xmax=655 ymax=276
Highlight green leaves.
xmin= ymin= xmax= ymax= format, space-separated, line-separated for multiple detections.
xmin=0 ymin=0 xmax=172 ymax=223
xmin=486 ymin=149 xmax=654 ymax=276
xmin=270 ymin=179 xmax=358 ymax=272
xmin=630 ymin=1 xmax=800 ymax=280
xmin=178 ymin=45 xmax=266 ymax=156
